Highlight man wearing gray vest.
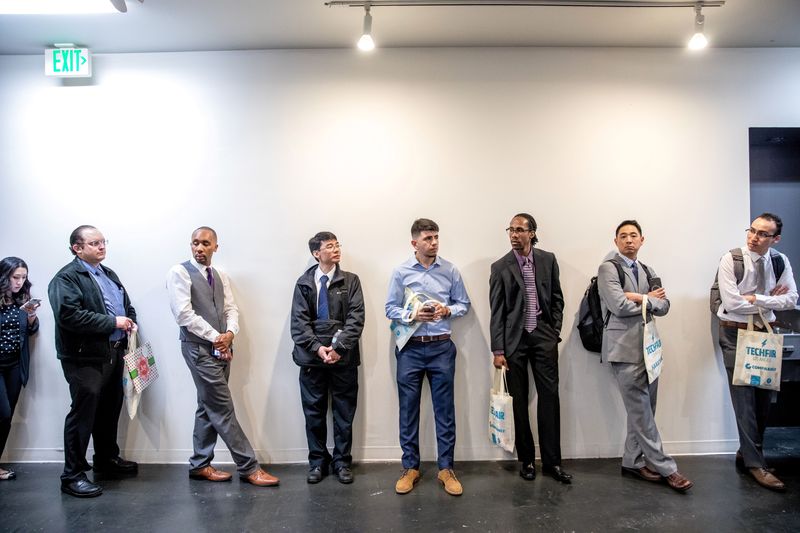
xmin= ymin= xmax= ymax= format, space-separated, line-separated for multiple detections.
xmin=167 ymin=227 xmax=278 ymax=487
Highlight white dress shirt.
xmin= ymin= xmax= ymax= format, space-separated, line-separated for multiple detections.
xmin=717 ymin=246 xmax=798 ymax=323
xmin=166 ymin=258 xmax=240 ymax=342
xmin=315 ymin=264 xmax=337 ymax=310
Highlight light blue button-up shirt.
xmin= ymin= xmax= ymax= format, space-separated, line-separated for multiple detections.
xmin=385 ymin=255 xmax=471 ymax=337
xmin=80 ymin=259 xmax=126 ymax=341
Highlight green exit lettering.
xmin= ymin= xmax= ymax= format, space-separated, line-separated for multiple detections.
xmin=52 ymin=49 xmax=87 ymax=73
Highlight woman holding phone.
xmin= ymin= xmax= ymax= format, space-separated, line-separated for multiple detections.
xmin=0 ymin=257 xmax=39 ymax=480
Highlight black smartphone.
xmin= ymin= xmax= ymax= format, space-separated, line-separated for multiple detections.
xmin=649 ymin=277 xmax=662 ymax=290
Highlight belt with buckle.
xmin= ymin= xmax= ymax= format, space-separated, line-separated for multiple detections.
xmin=409 ymin=334 xmax=451 ymax=343
xmin=719 ymin=320 xmax=776 ymax=332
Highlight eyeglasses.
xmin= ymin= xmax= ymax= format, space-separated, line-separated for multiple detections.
xmin=746 ymin=228 xmax=775 ymax=239
xmin=506 ymin=227 xmax=533 ymax=235
xmin=322 ymin=243 xmax=342 ymax=251
xmin=78 ymin=239 xmax=108 ymax=247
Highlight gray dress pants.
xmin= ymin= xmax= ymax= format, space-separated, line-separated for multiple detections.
xmin=611 ymin=361 xmax=677 ymax=476
xmin=181 ymin=341 xmax=259 ymax=476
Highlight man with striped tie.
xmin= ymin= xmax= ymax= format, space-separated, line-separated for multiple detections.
xmin=489 ymin=213 xmax=572 ymax=484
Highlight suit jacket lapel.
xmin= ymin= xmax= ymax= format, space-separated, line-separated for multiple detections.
xmin=505 ymin=252 xmax=524 ymax=291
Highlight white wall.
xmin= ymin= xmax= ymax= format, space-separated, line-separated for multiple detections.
xmin=1 ymin=47 xmax=799 ymax=465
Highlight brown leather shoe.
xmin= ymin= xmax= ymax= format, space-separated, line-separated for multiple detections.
xmin=395 ymin=468 xmax=420 ymax=494
xmin=664 ymin=472 xmax=693 ymax=492
xmin=242 ymin=468 xmax=279 ymax=487
xmin=736 ymin=452 xmax=776 ymax=474
xmin=621 ymin=466 xmax=661 ymax=482
xmin=437 ymin=469 xmax=463 ymax=496
xmin=189 ymin=465 xmax=232 ymax=482
xmin=748 ymin=468 xmax=786 ymax=492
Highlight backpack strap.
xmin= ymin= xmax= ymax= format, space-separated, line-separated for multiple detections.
xmin=603 ymin=258 xmax=627 ymax=326
xmin=730 ymin=248 xmax=744 ymax=283
xmin=768 ymin=248 xmax=786 ymax=281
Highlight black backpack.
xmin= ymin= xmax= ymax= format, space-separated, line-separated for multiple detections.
xmin=709 ymin=248 xmax=785 ymax=314
xmin=578 ymin=258 xmax=653 ymax=354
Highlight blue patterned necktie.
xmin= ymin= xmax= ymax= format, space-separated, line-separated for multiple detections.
xmin=631 ymin=261 xmax=639 ymax=287
xmin=206 ymin=267 xmax=214 ymax=288
xmin=318 ymin=275 xmax=329 ymax=320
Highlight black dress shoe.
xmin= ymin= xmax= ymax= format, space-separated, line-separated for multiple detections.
xmin=61 ymin=478 xmax=103 ymax=498
xmin=336 ymin=466 xmax=354 ymax=484
xmin=307 ymin=466 xmax=326 ymax=484
xmin=93 ymin=456 xmax=138 ymax=475
xmin=543 ymin=465 xmax=572 ymax=484
xmin=519 ymin=463 xmax=536 ymax=481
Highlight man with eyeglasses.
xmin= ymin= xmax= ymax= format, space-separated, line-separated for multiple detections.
xmin=386 ymin=218 xmax=471 ymax=496
xmin=489 ymin=213 xmax=572 ymax=484
xmin=714 ymin=212 xmax=797 ymax=491
xmin=48 ymin=225 xmax=138 ymax=498
xmin=291 ymin=232 xmax=364 ymax=485
xmin=166 ymin=226 xmax=279 ymax=487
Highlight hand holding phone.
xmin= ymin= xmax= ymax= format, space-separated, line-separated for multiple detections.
xmin=21 ymin=298 xmax=41 ymax=312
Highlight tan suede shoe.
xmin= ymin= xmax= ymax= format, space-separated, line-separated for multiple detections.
xmin=437 ymin=469 xmax=463 ymax=496
xmin=395 ymin=468 xmax=420 ymax=494
xmin=242 ymin=468 xmax=280 ymax=487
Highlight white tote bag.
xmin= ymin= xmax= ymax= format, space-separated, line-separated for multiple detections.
xmin=489 ymin=366 xmax=515 ymax=453
xmin=641 ymin=295 xmax=664 ymax=384
xmin=732 ymin=309 xmax=783 ymax=391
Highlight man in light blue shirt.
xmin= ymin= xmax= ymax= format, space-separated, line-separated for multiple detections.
xmin=385 ymin=218 xmax=470 ymax=496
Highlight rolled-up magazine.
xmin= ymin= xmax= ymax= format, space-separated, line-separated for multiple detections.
xmin=390 ymin=288 xmax=442 ymax=350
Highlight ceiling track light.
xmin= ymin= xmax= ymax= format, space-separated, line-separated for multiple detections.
xmin=110 ymin=0 xmax=143 ymax=14
xmin=358 ymin=3 xmax=376 ymax=51
xmin=688 ymin=1 xmax=708 ymax=50
xmin=327 ymin=1 xmax=725 ymax=7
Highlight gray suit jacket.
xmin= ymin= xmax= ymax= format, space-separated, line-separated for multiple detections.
xmin=597 ymin=256 xmax=669 ymax=363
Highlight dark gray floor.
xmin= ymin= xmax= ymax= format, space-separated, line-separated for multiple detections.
xmin=2 ymin=437 xmax=800 ymax=532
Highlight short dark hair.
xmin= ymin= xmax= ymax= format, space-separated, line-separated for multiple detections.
xmin=192 ymin=226 xmax=218 ymax=240
xmin=308 ymin=231 xmax=338 ymax=259
xmin=756 ymin=212 xmax=783 ymax=237
xmin=411 ymin=218 xmax=439 ymax=238
xmin=615 ymin=220 xmax=642 ymax=236
xmin=513 ymin=213 xmax=538 ymax=245
xmin=0 ymin=256 xmax=32 ymax=306
xmin=69 ymin=225 xmax=97 ymax=256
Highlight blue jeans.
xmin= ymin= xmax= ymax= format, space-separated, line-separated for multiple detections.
xmin=396 ymin=339 xmax=456 ymax=470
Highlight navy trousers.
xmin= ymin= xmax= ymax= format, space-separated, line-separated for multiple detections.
xmin=396 ymin=338 xmax=457 ymax=470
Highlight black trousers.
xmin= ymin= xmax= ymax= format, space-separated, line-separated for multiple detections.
xmin=505 ymin=325 xmax=562 ymax=467
xmin=0 ymin=363 xmax=23 ymax=459
xmin=299 ymin=365 xmax=358 ymax=470
xmin=60 ymin=346 xmax=125 ymax=482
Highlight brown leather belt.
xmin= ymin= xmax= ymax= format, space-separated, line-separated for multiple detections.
xmin=719 ymin=320 xmax=776 ymax=332
xmin=409 ymin=334 xmax=451 ymax=343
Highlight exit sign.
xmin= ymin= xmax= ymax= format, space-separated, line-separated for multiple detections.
xmin=45 ymin=47 xmax=92 ymax=78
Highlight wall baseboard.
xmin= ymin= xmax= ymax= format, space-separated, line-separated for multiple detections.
xmin=2 ymin=439 xmax=740 ymax=464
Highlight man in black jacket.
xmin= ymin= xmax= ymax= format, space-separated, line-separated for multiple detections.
xmin=48 ymin=225 xmax=138 ymax=498
xmin=489 ymin=213 xmax=571 ymax=484
xmin=291 ymin=231 xmax=365 ymax=484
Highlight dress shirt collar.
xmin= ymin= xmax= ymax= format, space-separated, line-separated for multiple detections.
xmin=616 ymin=253 xmax=636 ymax=268
xmin=747 ymin=248 xmax=767 ymax=263
xmin=189 ymin=258 xmax=213 ymax=275
xmin=513 ymin=248 xmax=533 ymax=269
xmin=315 ymin=264 xmax=337 ymax=284
xmin=79 ymin=259 xmax=104 ymax=276
xmin=407 ymin=254 xmax=441 ymax=270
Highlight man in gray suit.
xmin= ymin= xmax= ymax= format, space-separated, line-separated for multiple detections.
xmin=167 ymin=227 xmax=279 ymax=487
xmin=597 ymin=220 xmax=693 ymax=492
